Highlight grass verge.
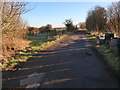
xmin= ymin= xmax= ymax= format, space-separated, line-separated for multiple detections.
xmin=86 ymin=32 xmax=120 ymax=76
xmin=2 ymin=33 xmax=67 ymax=71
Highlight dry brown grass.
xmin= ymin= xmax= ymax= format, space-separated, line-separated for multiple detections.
xmin=2 ymin=38 xmax=29 ymax=63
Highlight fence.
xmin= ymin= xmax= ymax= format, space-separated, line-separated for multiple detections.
xmin=96 ymin=33 xmax=120 ymax=57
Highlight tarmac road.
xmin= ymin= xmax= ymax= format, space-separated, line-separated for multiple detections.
xmin=2 ymin=30 xmax=119 ymax=88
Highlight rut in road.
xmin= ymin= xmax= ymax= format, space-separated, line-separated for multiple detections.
xmin=2 ymin=31 xmax=119 ymax=88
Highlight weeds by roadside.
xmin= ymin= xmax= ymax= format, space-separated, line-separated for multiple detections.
xmin=86 ymin=32 xmax=120 ymax=76
xmin=2 ymin=33 xmax=67 ymax=71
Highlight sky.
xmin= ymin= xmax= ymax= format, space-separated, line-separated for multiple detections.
xmin=22 ymin=2 xmax=113 ymax=28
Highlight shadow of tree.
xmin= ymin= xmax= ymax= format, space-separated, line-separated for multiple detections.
xmin=3 ymin=30 xmax=103 ymax=88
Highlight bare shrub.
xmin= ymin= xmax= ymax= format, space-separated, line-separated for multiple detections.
xmin=1 ymin=1 xmax=30 ymax=61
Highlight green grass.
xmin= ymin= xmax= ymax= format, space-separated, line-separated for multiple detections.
xmin=87 ymin=33 xmax=120 ymax=75
xmin=96 ymin=45 xmax=119 ymax=72
xmin=2 ymin=33 xmax=67 ymax=70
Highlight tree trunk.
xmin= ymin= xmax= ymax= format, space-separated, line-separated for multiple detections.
xmin=96 ymin=25 xmax=99 ymax=32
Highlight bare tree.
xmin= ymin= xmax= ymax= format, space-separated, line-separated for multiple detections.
xmin=1 ymin=1 xmax=30 ymax=60
xmin=1 ymin=1 xmax=30 ymax=39
xmin=86 ymin=6 xmax=107 ymax=32
xmin=107 ymin=2 xmax=120 ymax=36
xmin=118 ymin=1 xmax=120 ymax=36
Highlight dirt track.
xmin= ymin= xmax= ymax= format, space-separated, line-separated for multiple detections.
xmin=2 ymin=31 xmax=119 ymax=88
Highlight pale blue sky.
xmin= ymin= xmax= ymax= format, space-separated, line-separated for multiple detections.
xmin=22 ymin=2 xmax=112 ymax=28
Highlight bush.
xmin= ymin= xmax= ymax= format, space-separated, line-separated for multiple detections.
xmin=1 ymin=2 xmax=29 ymax=62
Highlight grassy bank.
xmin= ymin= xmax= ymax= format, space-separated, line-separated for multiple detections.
xmin=86 ymin=33 xmax=120 ymax=76
xmin=2 ymin=33 xmax=67 ymax=71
